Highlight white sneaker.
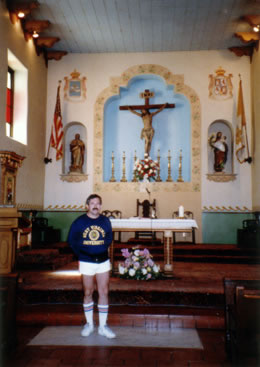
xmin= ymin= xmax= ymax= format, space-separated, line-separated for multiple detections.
xmin=81 ymin=323 xmax=94 ymax=337
xmin=98 ymin=325 xmax=116 ymax=339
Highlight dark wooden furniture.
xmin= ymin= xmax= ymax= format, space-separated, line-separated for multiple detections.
xmin=0 ymin=273 xmax=18 ymax=353
xmin=237 ymin=219 xmax=260 ymax=248
xmin=224 ymin=278 xmax=260 ymax=364
xmin=172 ymin=210 xmax=196 ymax=244
xmin=32 ymin=217 xmax=60 ymax=245
xmin=136 ymin=199 xmax=157 ymax=241
xmin=102 ymin=210 xmax=122 ymax=242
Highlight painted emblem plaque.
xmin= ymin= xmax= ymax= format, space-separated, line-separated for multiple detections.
xmin=208 ymin=67 xmax=233 ymax=100
xmin=64 ymin=69 xmax=87 ymax=102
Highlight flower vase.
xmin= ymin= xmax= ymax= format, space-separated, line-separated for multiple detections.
xmin=139 ymin=176 xmax=150 ymax=192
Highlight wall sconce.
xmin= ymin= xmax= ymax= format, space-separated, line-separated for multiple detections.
xmin=253 ymin=25 xmax=260 ymax=32
xmin=22 ymin=19 xmax=51 ymax=41
xmin=32 ymin=30 xmax=39 ymax=38
xmin=8 ymin=1 xmax=39 ymax=24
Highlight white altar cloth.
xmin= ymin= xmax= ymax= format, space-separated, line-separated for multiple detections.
xmin=110 ymin=218 xmax=198 ymax=231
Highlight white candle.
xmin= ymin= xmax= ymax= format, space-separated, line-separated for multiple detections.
xmin=179 ymin=205 xmax=184 ymax=218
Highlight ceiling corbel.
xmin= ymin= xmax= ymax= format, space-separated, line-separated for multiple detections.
xmin=34 ymin=37 xmax=60 ymax=56
xmin=43 ymin=50 xmax=67 ymax=67
xmin=243 ymin=15 xmax=260 ymax=28
xmin=234 ymin=31 xmax=259 ymax=44
xmin=229 ymin=45 xmax=255 ymax=62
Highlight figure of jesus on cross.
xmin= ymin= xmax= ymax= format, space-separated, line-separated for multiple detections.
xmin=119 ymin=90 xmax=175 ymax=155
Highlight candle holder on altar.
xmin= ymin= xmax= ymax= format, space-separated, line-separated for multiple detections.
xmin=120 ymin=151 xmax=127 ymax=182
xmin=177 ymin=149 xmax=184 ymax=182
xmin=166 ymin=150 xmax=173 ymax=182
xmin=156 ymin=149 xmax=162 ymax=182
xmin=109 ymin=151 xmax=116 ymax=182
xmin=132 ymin=150 xmax=138 ymax=182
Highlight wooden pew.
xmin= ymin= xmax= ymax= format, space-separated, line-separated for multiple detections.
xmin=224 ymin=278 xmax=260 ymax=364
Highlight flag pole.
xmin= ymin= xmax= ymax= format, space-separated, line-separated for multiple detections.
xmin=44 ymin=133 xmax=52 ymax=164
xmin=239 ymin=75 xmax=252 ymax=164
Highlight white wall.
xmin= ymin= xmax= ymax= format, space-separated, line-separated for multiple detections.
xmin=45 ymin=50 xmax=252 ymax=213
xmin=0 ymin=2 xmax=47 ymax=209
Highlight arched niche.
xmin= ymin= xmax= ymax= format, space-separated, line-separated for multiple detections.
xmin=60 ymin=122 xmax=88 ymax=183
xmin=93 ymin=64 xmax=201 ymax=193
xmin=103 ymin=74 xmax=191 ymax=183
xmin=207 ymin=120 xmax=236 ymax=182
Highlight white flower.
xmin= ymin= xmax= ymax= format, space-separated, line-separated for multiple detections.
xmin=141 ymin=268 xmax=147 ymax=275
xmin=153 ymin=265 xmax=160 ymax=273
xmin=134 ymin=250 xmax=140 ymax=256
xmin=129 ymin=268 xmax=136 ymax=277
xmin=118 ymin=264 xmax=125 ymax=275
xmin=144 ymin=164 xmax=149 ymax=169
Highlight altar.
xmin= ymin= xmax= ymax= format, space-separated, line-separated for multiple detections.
xmin=110 ymin=218 xmax=198 ymax=276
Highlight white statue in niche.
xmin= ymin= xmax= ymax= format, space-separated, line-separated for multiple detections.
xmin=69 ymin=133 xmax=85 ymax=173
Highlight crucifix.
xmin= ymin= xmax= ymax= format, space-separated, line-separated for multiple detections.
xmin=119 ymin=89 xmax=175 ymax=155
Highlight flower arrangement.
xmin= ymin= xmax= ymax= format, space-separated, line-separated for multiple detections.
xmin=118 ymin=247 xmax=161 ymax=280
xmin=133 ymin=153 xmax=159 ymax=182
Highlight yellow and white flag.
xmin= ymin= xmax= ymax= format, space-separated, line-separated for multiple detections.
xmin=236 ymin=78 xmax=249 ymax=164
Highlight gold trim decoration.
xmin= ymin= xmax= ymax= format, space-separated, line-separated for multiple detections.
xmin=60 ymin=174 xmax=88 ymax=182
xmin=203 ymin=205 xmax=251 ymax=213
xmin=93 ymin=64 xmax=201 ymax=192
xmin=206 ymin=173 xmax=237 ymax=182
xmin=44 ymin=204 xmax=85 ymax=211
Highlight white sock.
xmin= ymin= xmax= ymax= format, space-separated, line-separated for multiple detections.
xmin=83 ymin=302 xmax=94 ymax=326
xmin=98 ymin=304 xmax=109 ymax=327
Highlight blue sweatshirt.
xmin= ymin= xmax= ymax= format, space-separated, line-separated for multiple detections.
xmin=68 ymin=214 xmax=113 ymax=263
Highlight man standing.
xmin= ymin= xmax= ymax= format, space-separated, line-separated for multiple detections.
xmin=68 ymin=194 xmax=116 ymax=338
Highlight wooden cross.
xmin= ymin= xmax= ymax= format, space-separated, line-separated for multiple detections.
xmin=119 ymin=89 xmax=175 ymax=112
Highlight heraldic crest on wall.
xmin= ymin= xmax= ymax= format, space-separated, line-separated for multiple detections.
xmin=64 ymin=69 xmax=87 ymax=102
xmin=208 ymin=66 xmax=233 ymax=100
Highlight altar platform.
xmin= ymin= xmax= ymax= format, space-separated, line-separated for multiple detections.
xmin=16 ymin=252 xmax=260 ymax=330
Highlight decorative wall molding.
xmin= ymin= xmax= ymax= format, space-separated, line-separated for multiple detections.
xmin=207 ymin=173 xmax=237 ymax=182
xmin=203 ymin=206 xmax=251 ymax=213
xmin=93 ymin=64 xmax=201 ymax=193
xmin=60 ymin=174 xmax=88 ymax=183
xmin=17 ymin=203 xmax=44 ymax=210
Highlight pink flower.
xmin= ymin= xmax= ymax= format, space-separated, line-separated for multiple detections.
xmin=121 ymin=248 xmax=131 ymax=258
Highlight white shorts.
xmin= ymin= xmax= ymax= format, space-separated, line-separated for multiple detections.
xmin=79 ymin=260 xmax=111 ymax=276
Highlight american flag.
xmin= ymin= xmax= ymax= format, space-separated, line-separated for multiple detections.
xmin=50 ymin=83 xmax=64 ymax=160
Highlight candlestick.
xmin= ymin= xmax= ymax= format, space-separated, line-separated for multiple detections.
xmin=132 ymin=150 xmax=138 ymax=182
xmin=177 ymin=149 xmax=184 ymax=182
xmin=120 ymin=151 xmax=127 ymax=182
xmin=156 ymin=149 xmax=162 ymax=182
xmin=166 ymin=150 xmax=173 ymax=182
xmin=109 ymin=151 xmax=116 ymax=182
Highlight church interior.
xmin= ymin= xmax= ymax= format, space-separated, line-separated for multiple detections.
xmin=1 ymin=0 xmax=260 ymax=366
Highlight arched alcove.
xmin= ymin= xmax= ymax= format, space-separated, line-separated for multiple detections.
xmin=93 ymin=64 xmax=201 ymax=193
xmin=60 ymin=122 xmax=88 ymax=182
xmin=103 ymin=74 xmax=191 ymax=182
xmin=207 ymin=120 xmax=236 ymax=182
